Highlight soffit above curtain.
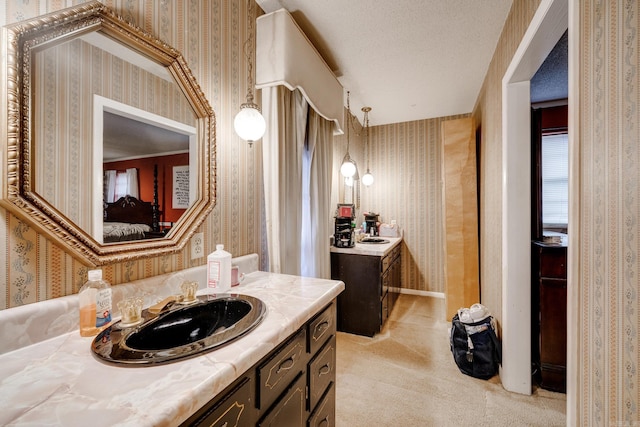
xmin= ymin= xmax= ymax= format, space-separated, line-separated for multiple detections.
xmin=256 ymin=9 xmax=344 ymax=135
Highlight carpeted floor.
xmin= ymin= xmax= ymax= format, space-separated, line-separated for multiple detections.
xmin=335 ymin=294 xmax=566 ymax=426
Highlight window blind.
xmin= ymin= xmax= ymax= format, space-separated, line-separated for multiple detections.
xmin=541 ymin=133 xmax=568 ymax=226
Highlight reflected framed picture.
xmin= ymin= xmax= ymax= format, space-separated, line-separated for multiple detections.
xmin=337 ymin=204 xmax=355 ymax=218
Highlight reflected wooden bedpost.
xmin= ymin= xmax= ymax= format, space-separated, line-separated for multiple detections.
xmin=152 ymin=164 xmax=160 ymax=232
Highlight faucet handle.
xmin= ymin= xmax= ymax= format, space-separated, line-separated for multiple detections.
xmin=148 ymin=295 xmax=182 ymax=314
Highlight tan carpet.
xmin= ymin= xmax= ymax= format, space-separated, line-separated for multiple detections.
xmin=335 ymin=294 xmax=566 ymax=427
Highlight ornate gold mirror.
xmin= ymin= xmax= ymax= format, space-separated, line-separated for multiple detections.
xmin=1 ymin=1 xmax=216 ymax=265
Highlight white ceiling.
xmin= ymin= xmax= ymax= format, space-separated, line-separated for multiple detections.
xmin=256 ymin=0 xmax=514 ymax=126
xmin=103 ymin=112 xmax=190 ymax=162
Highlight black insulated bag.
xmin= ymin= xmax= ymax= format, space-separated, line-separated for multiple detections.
xmin=450 ymin=305 xmax=502 ymax=380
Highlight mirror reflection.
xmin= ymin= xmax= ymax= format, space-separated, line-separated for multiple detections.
xmin=100 ymin=107 xmax=197 ymax=243
xmin=32 ymin=30 xmax=198 ymax=244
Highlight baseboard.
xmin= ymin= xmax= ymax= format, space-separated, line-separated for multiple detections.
xmin=392 ymin=287 xmax=445 ymax=299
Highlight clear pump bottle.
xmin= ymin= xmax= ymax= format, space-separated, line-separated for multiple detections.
xmin=79 ymin=269 xmax=112 ymax=337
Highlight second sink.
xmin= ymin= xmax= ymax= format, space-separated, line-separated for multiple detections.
xmin=360 ymin=238 xmax=390 ymax=244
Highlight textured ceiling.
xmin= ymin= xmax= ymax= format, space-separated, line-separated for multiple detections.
xmin=256 ymin=0 xmax=514 ymax=126
xmin=531 ymin=30 xmax=568 ymax=104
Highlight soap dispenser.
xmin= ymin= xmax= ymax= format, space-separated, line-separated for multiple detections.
xmin=79 ymin=269 xmax=112 ymax=337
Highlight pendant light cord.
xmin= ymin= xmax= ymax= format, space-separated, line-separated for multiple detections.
xmin=362 ymin=107 xmax=371 ymax=171
xmin=345 ymin=91 xmax=352 ymax=154
xmin=243 ymin=0 xmax=256 ymax=106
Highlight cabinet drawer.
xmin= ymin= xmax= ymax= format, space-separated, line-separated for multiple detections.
xmin=539 ymin=249 xmax=567 ymax=278
xmin=258 ymin=329 xmax=307 ymax=411
xmin=381 ymin=254 xmax=390 ymax=273
xmin=258 ymin=373 xmax=307 ymax=427
xmin=391 ymin=245 xmax=400 ymax=261
xmin=382 ymin=268 xmax=390 ymax=294
xmin=382 ymin=245 xmax=401 ymax=273
xmin=308 ymin=303 xmax=336 ymax=355
xmin=187 ymin=376 xmax=254 ymax=427
xmin=308 ymin=335 xmax=336 ymax=411
xmin=307 ymin=382 xmax=335 ymax=427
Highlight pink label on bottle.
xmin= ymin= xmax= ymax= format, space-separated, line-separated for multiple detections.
xmin=208 ymin=260 xmax=221 ymax=288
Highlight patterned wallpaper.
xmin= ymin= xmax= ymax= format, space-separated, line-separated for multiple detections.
xmin=1 ymin=0 xmax=265 ymax=308
xmin=363 ymin=114 xmax=469 ymax=294
xmin=577 ymin=0 xmax=639 ymax=423
xmin=2 ymin=0 xmax=639 ymax=421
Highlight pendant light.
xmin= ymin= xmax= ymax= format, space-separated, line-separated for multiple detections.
xmin=340 ymin=91 xmax=357 ymax=178
xmin=361 ymin=107 xmax=374 ymax=186
xmin=234 ymin=0 xmax=265 ymax=146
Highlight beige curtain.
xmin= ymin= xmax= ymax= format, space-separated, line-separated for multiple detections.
xmin=302 ymin=108 xmax=334 ymax=279
xmin=262 ymin=86 xmax=308 ymax=275
xmin=262 ymin=86 xmax=334 ymax=277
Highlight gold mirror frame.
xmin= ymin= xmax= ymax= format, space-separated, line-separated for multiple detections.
xmin=0 ymin=1 xmax=216 ymax=265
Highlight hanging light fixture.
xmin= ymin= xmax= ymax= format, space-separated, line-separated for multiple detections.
xmin=344 ymin=166 xmax=359 ymax=187
xmin=340 ymin=91 xmax=357 ymax=178
xmin=234 ymin=0 xmax=266 ymax=146
xmin=361 ymin=106 xmax=374 ymax=186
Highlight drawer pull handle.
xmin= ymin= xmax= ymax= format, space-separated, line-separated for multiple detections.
xmin=276 ymin=356 xmax=295 ymax=374
xmin=318 ymin=364 xmax=331 ymax=375
xmin=314 ymin=321 xmax=330 ymax=339
xmin=318 ymin=416 xmax=329 ymax=427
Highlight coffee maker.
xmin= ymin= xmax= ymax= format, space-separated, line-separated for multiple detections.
xmin=334 ymin=204 xmax=355 ymax=248
xmin=364 ymin=212 xmax=380 ymax=236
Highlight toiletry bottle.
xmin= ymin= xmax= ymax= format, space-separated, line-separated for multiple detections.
xmin=79 ymin=269 xmax=112 ymax=337
xmin=207 ymin=244 xmax=232 ymax=292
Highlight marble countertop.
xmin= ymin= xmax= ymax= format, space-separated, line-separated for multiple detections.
xmin=329 ymin=236 xmax=402 ymax=256
xmin=0 ymin=271 xmax=344 ymax=427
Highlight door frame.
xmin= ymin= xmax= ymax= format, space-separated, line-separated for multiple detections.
xmin=500 ymin=0 xmax=569 ymax=396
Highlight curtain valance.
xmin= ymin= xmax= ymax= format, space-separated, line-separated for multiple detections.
xmin=256 ymin=9 xmax=344 ymax=135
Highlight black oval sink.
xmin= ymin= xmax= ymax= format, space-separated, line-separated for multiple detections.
xmin=125 ymin=298 xmax=252 ymax=351
xmin=91 ymin=294 xmax=266 ymax=366
xmin=360 ymin=238 xmax=390 ymax=244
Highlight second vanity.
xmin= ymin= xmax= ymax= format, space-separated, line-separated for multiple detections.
xmin=0 ymin=262 xmax=344 ymax=426
xmin=330 ymin=237 xmax=402 ymax=337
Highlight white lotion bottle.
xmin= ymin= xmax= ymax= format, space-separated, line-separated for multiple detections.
xmin=207 ymin=244 xmax=232 ymax=293
xmin=79 ymin=269 xmax=112 ymax=337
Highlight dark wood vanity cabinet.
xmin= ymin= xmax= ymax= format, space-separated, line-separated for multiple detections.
xmin=532 ymin=242 xmax=567 ymax=393
xmin=181 ymin=302 xmax=337 ymax=427
xmin=258 ymin=373 xmax=307 ymax=427
xmin=258 ymin=329 xmax=307 ymax=413
xmin=181 ymin=374 xmax=257 ymax=427
xmin=331 ymin=244 xmax=401 ymax=336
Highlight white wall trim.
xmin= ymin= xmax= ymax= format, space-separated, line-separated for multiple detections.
xmin=501 ymin=0 xmax=568 ymax=395
xmin=566 ymin=0 xmax=580 ymax=423
xmin=393 ymin=288 xmax=445 ymax=299
xmin=501 ymin=80 xmax=532 ymax=395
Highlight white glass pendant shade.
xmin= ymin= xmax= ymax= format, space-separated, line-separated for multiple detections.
xmin=362 ymin=171 xmax=374 ymax=186
xmin=234 ymin=104 xmax=266 ymax=142
xmin=340 ymin=151 xmax=357 ymax=178
xmin=340 ymin=160 xmax=357 ymax=178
